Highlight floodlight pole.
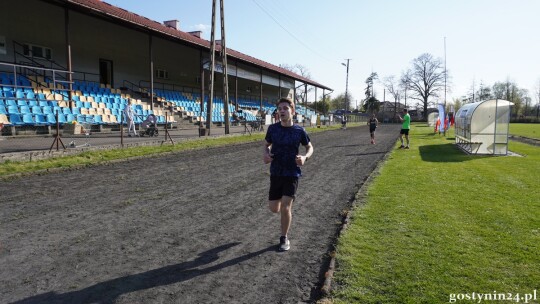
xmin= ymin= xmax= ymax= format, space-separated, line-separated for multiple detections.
xmin=444 ymin=36 xmax=447 ymax=136
xmin=342 ymin=59 xmax=351 ymax=114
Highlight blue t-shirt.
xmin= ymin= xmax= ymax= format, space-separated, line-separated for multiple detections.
xmin=265 ymin=123 xmax=310 ymax=177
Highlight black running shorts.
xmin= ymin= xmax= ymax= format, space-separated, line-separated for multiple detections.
xmin=269 ymin=176 xmax=299 ymax=200
xmin=400 ymin=129 xmax=409 ymax=135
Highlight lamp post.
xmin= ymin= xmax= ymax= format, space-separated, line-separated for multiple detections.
xmin=341 ymin=59 xmax=351 ymax=128
xmin=342 ymin=59 xmax=351 ymax=114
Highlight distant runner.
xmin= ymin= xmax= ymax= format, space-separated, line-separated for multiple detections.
xmin=368 ymin=114 xmax=379 ymax=144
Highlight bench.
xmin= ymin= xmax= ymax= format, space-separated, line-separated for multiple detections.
xmin=455 ymin=135 xmax=482 ymax=154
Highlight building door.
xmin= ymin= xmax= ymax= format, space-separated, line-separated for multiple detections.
xmin=99 ymin=59 xmax=113 ymax=86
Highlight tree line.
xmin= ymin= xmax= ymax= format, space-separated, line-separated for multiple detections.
xmin=284 ymin=54 xmax=540 ymax=121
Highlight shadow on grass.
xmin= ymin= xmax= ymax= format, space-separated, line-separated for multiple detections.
xmin=419 ymin=143 xmax=489 ymax=162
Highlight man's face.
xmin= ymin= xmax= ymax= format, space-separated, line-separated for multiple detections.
xmin=278 ymin=102 xmax=294 ymax=121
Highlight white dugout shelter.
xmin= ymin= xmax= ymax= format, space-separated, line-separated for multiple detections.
xmin=454 ymin=99 xmax=513 ymax=155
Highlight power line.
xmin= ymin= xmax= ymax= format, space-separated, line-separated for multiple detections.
xmin=251 ymin=0 xmax=333 ymax=63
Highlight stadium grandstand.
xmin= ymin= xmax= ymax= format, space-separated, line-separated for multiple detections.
xmin=0 ymin=0 xmax=331 ymax=137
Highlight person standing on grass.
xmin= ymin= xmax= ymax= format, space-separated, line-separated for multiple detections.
xmin=398 ymin=108 xmax=411 ymax=149
xmin=263 ymin=98 xmax=314 ymax=252
xmin=368 ymin=113 xmax=379 ymax=144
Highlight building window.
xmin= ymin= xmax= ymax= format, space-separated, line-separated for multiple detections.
xmin=23 ymin=43 xmax=52 ymax=60
xmin=155 ymin=69 xmax=169 ymax=79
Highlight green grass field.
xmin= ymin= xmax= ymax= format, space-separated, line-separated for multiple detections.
xmin=510 ymin=123 xmax=540 ymax=139
xmin=330 ymin=124 xmax=540 ymax=303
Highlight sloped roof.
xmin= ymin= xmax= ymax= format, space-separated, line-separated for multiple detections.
xmin=64 ymin=0 xmax=331 ymax=90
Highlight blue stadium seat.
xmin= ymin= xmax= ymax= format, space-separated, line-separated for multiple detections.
xmin=8 ymin=114 xmax=24 ymax=125
xmin=34 ymin=114 xmax=48 ymax=125
xmin=56 ymin=113 xmax=67 ymax=124
xmin=93 ymin=115 xmax=103 ymax=124
xmin=22 ymin=113 xmax=34 ymax=125
xmin=17 ymin=99 xmax=28 ymax=107
xmin=15 ymin=90 xmax=26 ymax=99
xmin=28 ymin=99 xmax=38 ymax=107
xmin=7 ymin=105 xmax=20 ymax=114
xmin=66 ymin=114 xmax=75 ymax=123
xmin=31 ymin=106 xmax=42 ymax=114
xmin=42 ymin=106 xmax=53 ymax=115
xmin=46 ymin=113 xmax=57 ymax=125
xmin=20 ymin=105 xmax=31 ymax=114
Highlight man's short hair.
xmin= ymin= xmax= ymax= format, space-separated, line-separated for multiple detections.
xmin=403 ymin=108 xmax=408 ymax=113
xmin=277 ymin=98 xmax=295 ymax=110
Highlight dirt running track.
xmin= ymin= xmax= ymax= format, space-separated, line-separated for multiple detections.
xmin=0 ymin=124 xmax=400 ymax=304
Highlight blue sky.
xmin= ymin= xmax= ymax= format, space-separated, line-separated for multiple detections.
xmin=105 ymin=0 xmax=540 ymax=108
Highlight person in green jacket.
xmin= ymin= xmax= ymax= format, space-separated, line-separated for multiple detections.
xmin=398 ymin=108 xmax=410 ymax=149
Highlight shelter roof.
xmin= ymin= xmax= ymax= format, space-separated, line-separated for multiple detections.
xmin=63 ymin=0 xmax=332 ymax=90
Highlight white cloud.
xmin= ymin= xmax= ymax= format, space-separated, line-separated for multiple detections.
xmin=190 ymin=24 xmax=210 ymax=34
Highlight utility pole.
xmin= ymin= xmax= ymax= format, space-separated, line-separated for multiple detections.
xmin=206 ymin=0 xmax=217 ymax=135
xmin=220 ymin=0 xmax=230 ymax=134
xmin=207 ymin=0 xmax=230 ymax=134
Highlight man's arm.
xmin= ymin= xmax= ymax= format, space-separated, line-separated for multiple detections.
xmin=296 ymin=142 xmax=313 ymax=166
xmin=263 ymin=141 xmax=273 ymax=164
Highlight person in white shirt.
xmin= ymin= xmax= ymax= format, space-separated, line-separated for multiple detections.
xmin=123 ymin=99 xmax=137 ymax=137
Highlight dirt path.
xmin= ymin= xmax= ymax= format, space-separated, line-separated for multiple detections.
xmin=0 ymin=124 xmax=400 ymax=304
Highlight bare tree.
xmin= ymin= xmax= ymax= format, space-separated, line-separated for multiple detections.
xmin=279 ymin=63 xmax=312 ymax=105
xmin=401 ymin=53 xmax=446 ymax=119
xmin=399 ymin=71 xmax=411 ymax=108
xmin=492 ymin=80 xmax=527 ymax=118
xmin=383 ymin=75 xmax=402 ymax=121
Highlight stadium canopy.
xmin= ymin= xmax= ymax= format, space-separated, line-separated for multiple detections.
xmin=454 ymin=99 xmax=513 ymax=155
xmin=61 ymin=0 xmax=332 ymax=92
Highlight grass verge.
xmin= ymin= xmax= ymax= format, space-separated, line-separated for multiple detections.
xmin=510 ymin=123 xmax=540 ymax=140
xmin=330 ymin=124 xmax=540 ymax=303
xmin=0 ymin=124 xmax=344 ymax=177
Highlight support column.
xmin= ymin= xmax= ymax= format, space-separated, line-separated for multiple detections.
xmin=64 ymin=8 xmax=73 ymax=109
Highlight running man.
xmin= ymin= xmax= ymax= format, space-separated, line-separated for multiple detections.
xmin=368 ymin=114 xmax=379 ymax=144
xmin=263 ymin=98 xmax=314 ymax=252
xmin=398 ymin=108 xmax=411 ymax=149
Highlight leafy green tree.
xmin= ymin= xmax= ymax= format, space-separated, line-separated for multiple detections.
xmin=330 ymin=92 xmax=353 ymax=112
xmin=363 ymin=96 xmax=380 ymax=114
xmin=310 ymin=95 xmax=330 ymax=114
xmin=364 ymin=72 xmax=378 ymax=100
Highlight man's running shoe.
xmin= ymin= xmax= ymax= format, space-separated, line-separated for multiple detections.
xmin=279 ymin=236 xmax=290 ymax=251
